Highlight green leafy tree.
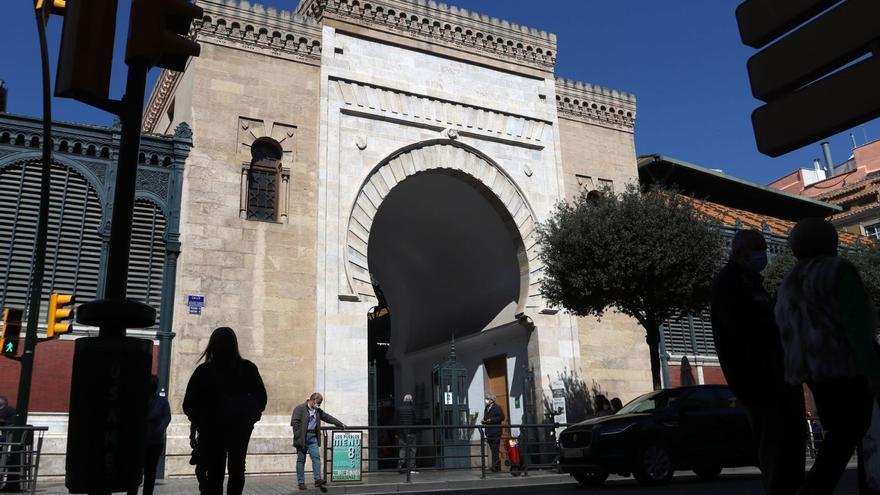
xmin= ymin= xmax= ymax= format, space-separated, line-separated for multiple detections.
xmin=537 ymin=184 xmax=723 ymax=390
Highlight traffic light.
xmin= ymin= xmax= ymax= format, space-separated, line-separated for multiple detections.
xmin=35 ymin=0 xmax=66 ymax=27
xmin=47 ymin=293 xmax=75 ymax=338
xmin=55 ymin=0 xmax=118 ymax=103
xmin=1 ymin=308 xmax=23 ymax=355
xmin=126 ymin=0 xmax=204 ymax=72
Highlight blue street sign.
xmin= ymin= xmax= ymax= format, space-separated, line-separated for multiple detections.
xmin=187 ymin=295 xmax=205 ymax=316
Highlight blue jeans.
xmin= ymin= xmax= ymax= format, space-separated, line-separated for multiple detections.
xmin=296 ymin=432 xmax=321 ymax=485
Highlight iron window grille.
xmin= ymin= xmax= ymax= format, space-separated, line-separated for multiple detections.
xmin=246 ymin=158 xmax=280 ymax=222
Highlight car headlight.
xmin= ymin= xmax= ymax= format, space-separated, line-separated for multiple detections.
xmin=597 ymin=423 xmax=635 ymax=436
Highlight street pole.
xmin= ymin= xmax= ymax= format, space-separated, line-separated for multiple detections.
xmin=14 ymin=4 xmax=55 ymax=428
xmin=65 ymin=61 xmax=157 ymax=494
xmin=100 ymin=61 xmax=148 ymax=336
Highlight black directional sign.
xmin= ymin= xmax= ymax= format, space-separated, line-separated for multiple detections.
xmin=738 ymin=0 xmax=880 ymax=157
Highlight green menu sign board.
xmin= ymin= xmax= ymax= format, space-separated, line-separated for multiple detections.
xmin=331 ymin=431 xmax=362 ymax=482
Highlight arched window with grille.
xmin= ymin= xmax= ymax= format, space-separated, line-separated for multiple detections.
xmin=245 ymin=138 xmax=283 ymax=222
xmin=0 ymin=161 xmax=169 ymax=329
xmin=0 ymin=161 xmax=103 ymax=324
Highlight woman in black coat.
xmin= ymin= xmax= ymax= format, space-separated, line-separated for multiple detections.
xmin=183 ymin=327 xmax=267 ymax=495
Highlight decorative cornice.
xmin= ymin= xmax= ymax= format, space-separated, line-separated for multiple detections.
xmin=195 ymin=1 xmax=323 ymax=64
xmin=297 ymin=0 xmax=556 ymax=72
xmin=330 ymin=78 xmax=550 ymax=145
xmin=143 ymin=69 xmax=180 ymax=133
xmin=555 ymin=77 xmax=637 ymax=132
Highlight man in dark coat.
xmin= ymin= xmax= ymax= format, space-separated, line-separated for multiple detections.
xmin=393 ymin=394 xmax=418 ymax=472
xmin=291 ymin=393 xmax=346 ymax=491
xmin=481 ymin=394 xmax=505 ymax=473
xmin=710 ymin=229 xmax=805 ymax=495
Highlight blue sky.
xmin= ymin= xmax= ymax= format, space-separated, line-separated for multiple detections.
xmin=2 ymin=0 xmax=877 ymax=185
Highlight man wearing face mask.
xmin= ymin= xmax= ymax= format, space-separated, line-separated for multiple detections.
xmin=481 ymin=395 xmax=505 ymax=473
xmin=291 ymin=393 xmax=347 ymax=491
xmin=710 ymin=229 xmax=805 ymax=495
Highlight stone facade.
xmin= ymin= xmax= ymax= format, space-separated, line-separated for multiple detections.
xmin=138 ymin=0 xmax=649 ymax=476
xmin=555 ymin=79 xmax=650 ymax=400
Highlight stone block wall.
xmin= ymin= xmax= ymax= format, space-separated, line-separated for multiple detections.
xmin=168 ymin=41 xmax=322 ymax=419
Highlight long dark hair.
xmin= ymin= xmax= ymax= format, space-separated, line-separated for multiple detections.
xmin=199 ymin=327 xmax=241 ymax=366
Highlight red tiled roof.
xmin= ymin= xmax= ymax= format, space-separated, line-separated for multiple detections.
xmin=684 ymin=196 xmax=865 ymax=248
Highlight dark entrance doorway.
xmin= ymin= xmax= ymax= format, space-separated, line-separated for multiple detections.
xmin=367 ymin=284 xmax=397 ymax=469
xmin=366 ymin=168 xmax=527 ymax=469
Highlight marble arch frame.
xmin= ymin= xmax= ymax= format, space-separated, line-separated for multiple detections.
xmin=344 ymin=139 xmax=542 ymax=313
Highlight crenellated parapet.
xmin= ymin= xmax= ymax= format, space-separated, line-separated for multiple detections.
xmin=195 ymin=0 xmax=323 ymax=62
xmin=297 ymin=0 xmax=557 ymax=73
xmin=555 ymin=77 xmax=637 ymax=132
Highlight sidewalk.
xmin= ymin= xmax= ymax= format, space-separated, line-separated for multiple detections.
xmin=32 ymin=469 xmax=575 ymax=495
xmin=28 ymin=459 xmax=851 ymax=494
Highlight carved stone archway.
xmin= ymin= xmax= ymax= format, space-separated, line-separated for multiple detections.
xmin=344 ymin=139 xmax=541 ymax=313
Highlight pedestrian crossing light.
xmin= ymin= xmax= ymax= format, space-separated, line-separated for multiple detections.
xmin=1 ymin=308 xmax=24 ymax=355
xmin=47 ymin=293 xmax=75 ymax=338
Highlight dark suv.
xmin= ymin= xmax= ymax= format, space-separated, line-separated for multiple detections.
xmin=558 ymin=385 xmax=755 ymax=486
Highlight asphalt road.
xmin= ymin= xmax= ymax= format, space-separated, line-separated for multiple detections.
xmin=403 ymin=469 xmax=859 ymax=495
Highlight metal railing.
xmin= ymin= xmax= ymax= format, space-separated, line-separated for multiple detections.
xmin=0 ymin=426 xmax=49 ymax=494
xmin=318 ymin=423 xmax=569 ymax=484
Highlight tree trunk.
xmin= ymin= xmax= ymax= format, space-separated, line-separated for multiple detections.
xmin=645 ymin=325 xmax=663 ymax=391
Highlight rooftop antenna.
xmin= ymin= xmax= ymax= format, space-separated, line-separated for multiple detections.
xmin=851 ymin=132 xmax=858 ymax=149
xmin=862 ymin=125 xmax=870 ymax=144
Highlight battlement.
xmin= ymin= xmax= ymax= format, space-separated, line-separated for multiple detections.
xmin=296 ymin=0 xmax=557 ymax=73
xmin=555 ymin=77 xmax=637 ymax=132
xmin=195 ymin=0 xmax=324 ymax=61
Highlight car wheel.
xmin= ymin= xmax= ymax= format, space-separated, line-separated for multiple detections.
xmin=633 ymin=445 xmax=674 ymax=486
xmin=572 ymin=469 xmax=609 ymax=486
xmin=693 ymin=464 xmax=722 ymax=479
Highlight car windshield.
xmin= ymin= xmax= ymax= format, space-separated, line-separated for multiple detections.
xmin=617 ymin=390 xmax=687 ymax=414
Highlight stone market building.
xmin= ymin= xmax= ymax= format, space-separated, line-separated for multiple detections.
xmin=2 ymin=0 xmax=650 ymax=477
xmin=144 ymin=0 xmax=649 ymax=475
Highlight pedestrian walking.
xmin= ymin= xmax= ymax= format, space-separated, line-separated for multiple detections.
xmin=189 ymin=424 xmax=208 ymax=495
xmin=183 ymin=327 xmax=267 ymax=495
xmin=393 ymin=394 xmax=418 ymax=473
xmin=143 ymin=375 xmax=171 ymax=495
xmin=775 ymin=218 xmax=880 ymax=495
xmin=481 ymin=395 xmax=505 ymax=472
xmin=711 ymin=229 xmax=805 ymax=495
xmin=291 ymin=393 xmax=347 ymax=492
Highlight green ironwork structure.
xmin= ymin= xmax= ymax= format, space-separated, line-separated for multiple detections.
xmin=0 ymin=112 xmax=192 ymax=400
xmin=432 ymin=340 xmax=470 ymax=469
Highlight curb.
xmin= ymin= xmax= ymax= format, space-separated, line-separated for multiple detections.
xmin=323 ymin=474 xmax=574 ymax=494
